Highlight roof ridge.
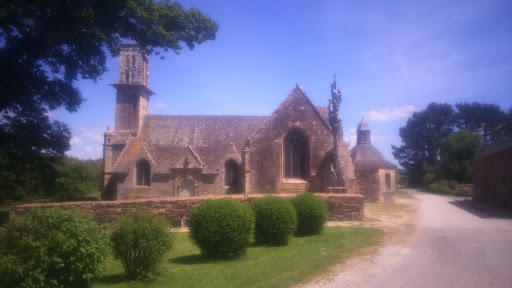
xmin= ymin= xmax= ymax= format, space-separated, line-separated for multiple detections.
xmin=249 ymin=85 xmax=331 ymax=139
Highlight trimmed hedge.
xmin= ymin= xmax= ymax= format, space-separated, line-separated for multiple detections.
xmin=188 ymin=198 xmax=255 ymax=258
xmin=250 ymin=196 xmax=297 ymax=246
xmin=291 ymin=193 xmax=328 ymax=236
xmin=110 ymin=208 xmax=175 ymax=281
xmin=0 ymin=207 xmax=109 ymax=288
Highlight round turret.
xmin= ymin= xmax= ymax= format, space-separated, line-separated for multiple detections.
xmin=356 ymin=117 xmax=371 ymax=144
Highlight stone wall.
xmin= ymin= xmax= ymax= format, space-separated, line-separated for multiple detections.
xmin=378 ymin=169 xmax=396 ymax=203
xmin=11 ymin=193 xmax=364 ymax=226
xmin=353 ymin=168 xmax=380 ymax=203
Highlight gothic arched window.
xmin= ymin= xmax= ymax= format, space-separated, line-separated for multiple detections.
xmin=136 ymin=159 xmax=151 ymax=187
xmin=225 ymin=159 xmax=239 ymax=187
xmin=284 ymin=129 xmax=309 ymax=180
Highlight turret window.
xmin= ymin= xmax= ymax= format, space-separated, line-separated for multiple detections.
xmin=136 ymin=159 xmax=151 ymax=187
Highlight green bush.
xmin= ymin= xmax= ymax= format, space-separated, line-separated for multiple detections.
xmin=0 ymin=207 xmax=109 ymax=288
xmin=250 ymin=196 xmax=297 ymax=246
xmin=290 ymin=193 xmax=328 ymax=236
xmin=447 ymin=181 xmax=459 ymax=190
xmin=188 ymin=198 xmax=255 ymax=258
xmin=429 ymin=180 xmax=455 ymax=195
xmin=110 ymin=208 xmax=175 ymax=281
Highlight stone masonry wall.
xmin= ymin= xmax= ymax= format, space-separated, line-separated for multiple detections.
xmin=378 ymin=169 xmax=396 ymax=203
xmin=249 ymin=88 xmax=334 ymax=194
xmin=354 ymin=168 xmax=380 ymax=203
xmin=11 ymin=194 xmax=364 ymax=226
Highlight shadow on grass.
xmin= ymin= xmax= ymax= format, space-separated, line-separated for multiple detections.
xmin=170 ymin=253 xmax=242 ymax=265
xmin=95 ymin=273 xmax=125 ymax=285
xmin=448 ymin=199 xmax=512 ymax=219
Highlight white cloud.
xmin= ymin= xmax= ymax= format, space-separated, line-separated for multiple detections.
xmin=70 ymin=136 xmax=83 ymax=145
xmin=365 ymin=105 xmax=416 ymax=122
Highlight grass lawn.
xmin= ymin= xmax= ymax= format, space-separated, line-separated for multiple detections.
xmin=93 ymin=226 xmax=383 ymax=288
xmin=396 ymin=189 xmax=413 ymax=199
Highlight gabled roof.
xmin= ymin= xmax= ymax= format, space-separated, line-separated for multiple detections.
xmin=250 ymin=85 xmax=332 ymax=139
xmin=350 ymin=144 xmax=396 ymax=169
xmin=113 ymin=115 xmax=267 ymax=174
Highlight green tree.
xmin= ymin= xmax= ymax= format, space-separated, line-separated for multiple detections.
xmin=392 ymin=103 xmax=455 ymax=186
xmin=454 ymin=102 xmax=507 ymax=145
xmin=440 ymin=130 xmax=481 ymax=183
xmin=505 ymin=107 xmax=512 ymax=134
xmin=0 ymin=0 xmax=218 ymax=201
xmin=53 ymin=157 xmax=102 ymax=200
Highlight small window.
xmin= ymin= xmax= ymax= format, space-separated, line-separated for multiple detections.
xmin=126 ymin=55 xmax=130 ymax=68
xmin=125 ymin=70 xmax=129 ymax=83
xmin=132 ymin=70 xmax=136 ymax=83
xmin=225 ymin=159 xmax=239 ymax=187
xmin=132 ymin=55 xmax=136 ymax=68
xmin=136 ymin=159 xmax=151 ymax=187
xmin=385 ymin=173 xmax=391 ymax=189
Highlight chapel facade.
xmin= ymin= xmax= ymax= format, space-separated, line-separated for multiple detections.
xmin=102 ymin=44 xmax=395 ymax=203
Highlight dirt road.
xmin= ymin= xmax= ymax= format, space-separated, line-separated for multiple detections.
xmin=305 ymin=189 xmax=512 ymax=288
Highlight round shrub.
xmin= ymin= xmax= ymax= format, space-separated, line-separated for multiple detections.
xmin=429 ymin=180 xmax=455 ymax=195
xmin=188 ymin=198 xmax=255 ymax=258
xmin=290 ymin=193 xmax=328 ymax=236
xmin=110 ymin=208 xmax=175 ymax=281
xmin=250 ymin=196 xmax=297 ymax=246
xmin=0 ymin=207 xmax=109 ymax=288
xmin=447 ymin=181 xmax=459 ymax=190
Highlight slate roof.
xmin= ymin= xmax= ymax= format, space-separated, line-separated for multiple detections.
xmin=350 ymin=118 xmax=396 ymax=169
xmin=350 ymin=144 xmax=397 ymax=169
xmin=113 ymin=115 xmax=268 ymax=174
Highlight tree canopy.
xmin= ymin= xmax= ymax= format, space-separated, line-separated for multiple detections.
xmin=393 ymin=102 xmax=510 ymax=186
xmin=454 ymin=102 xmax=506 ymax=144
xmin=440 ymin=130 xmax=482 ymax=184
xmin=391 ymin=103 xmax=455 ymax=185
xmin=0 ymin=0 xmax=218 ymax=202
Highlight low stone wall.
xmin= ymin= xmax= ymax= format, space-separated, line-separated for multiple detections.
xmin=11 ymin=193 xmax=364 ymax=226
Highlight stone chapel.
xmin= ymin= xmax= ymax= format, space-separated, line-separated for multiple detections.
xmin=102 ymin=44 xmax=395 ymax=203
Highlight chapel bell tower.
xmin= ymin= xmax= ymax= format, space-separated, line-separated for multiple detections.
xmin=111 ymin=43 xmax=155 ymax=135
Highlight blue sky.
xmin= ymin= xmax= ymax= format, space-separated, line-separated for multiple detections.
xmin=56 ymin=0 xmax=512 ymax=165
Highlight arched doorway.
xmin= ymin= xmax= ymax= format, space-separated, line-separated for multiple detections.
xmin=225 ymin=159 xmax=240 ymax=194
xmin=181 ymin=179 xmax=195 ymax=197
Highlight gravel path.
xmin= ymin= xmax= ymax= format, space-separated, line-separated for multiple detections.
xmin=303 ymin=189 xmax=512 ymax=288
